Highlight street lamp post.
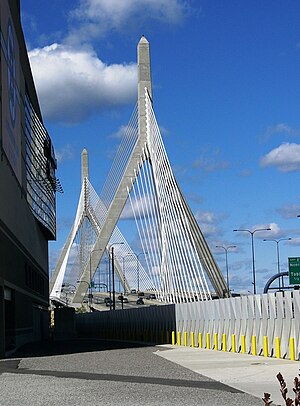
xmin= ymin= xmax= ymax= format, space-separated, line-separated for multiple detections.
xmin=110 ymin=243 xmax=124 ymax=310
xmin=215 ymin=245 xmax=236 ymax=293
xmin=233 ymin=227 xmax=271 ymax=294
xmin=136 ymin=251 xmax=148 ymax=292
xmin=263 ymin=238 xmax=292 ymax=289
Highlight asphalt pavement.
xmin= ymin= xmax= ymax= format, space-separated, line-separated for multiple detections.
xmin=0 ymin=339 xmax=266 ymax=406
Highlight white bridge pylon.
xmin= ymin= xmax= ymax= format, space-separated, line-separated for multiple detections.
xmin=50 ymin=36 xmax=228 ymax=304
xmin=49 ymin=148 xmax=156 ymax=304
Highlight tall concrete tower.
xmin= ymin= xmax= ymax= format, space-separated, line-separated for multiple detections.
xmin=81 ymin=148 xmax=89 ymax=183
xmin=138 ymin=36 xmax=152 ymax=143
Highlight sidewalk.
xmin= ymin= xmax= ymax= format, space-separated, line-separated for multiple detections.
xmin=157 ymin=345 xmax=300 ymax=405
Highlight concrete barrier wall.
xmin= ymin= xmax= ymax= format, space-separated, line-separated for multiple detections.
xmin=175 ymin=291 xmax=300 ymax=360
xmin=75 ymin=291 xmax=300 ymax=360
xmin=76 ymin=304 xmax=176 ymax=344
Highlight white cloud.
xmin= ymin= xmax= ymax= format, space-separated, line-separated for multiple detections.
xmin=265 ymin=222 xmax=282 ymax=237
xmin=260 ymin=123 xmax=299 ymax=143
xmin=68 ymin=0 xmax=190 ymax=43
xmin=234 ymin=223 xmax=282 ymax=239
xmin=277 ymin=203 xmax=300 ymax=219
xmin=192 ymin=147 xmax=230 ymax=173
xmin=195 ymin=210 xmax=216 ymax=224
xmin=28 ymin=43 xmax=137 ymax=124
xmin=121 ymin=195 xmax=156 ymax=220
xmin=194 ymin=209 xmax=219 ymax=237
xmin=55 ymin=144 xmax=75 ymax=163
xmin=290 ymin=238 xmax=300 ymax=246
xmin=188 ymin=192 xmax=203 ymax=204
xmin=260 ymin=143 xmax=300 ymax=172
xmin=26 ymin=0 xmax=192 ymax=124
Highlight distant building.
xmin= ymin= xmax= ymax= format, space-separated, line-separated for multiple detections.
xmin=0 ymin=0 xmax=57 ymax=356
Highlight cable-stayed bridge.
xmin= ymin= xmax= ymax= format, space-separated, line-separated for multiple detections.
xmin=50 ymin=36 xmax=228 ymax=305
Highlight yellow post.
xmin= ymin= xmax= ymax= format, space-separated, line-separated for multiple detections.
xmin=275 ymin=337 xmax=281 ymax=359
xmin=172 ymin=331 xmax=176 ymax=346
xmin=198 ymin=332 xmax=203 ymax=348
xmin=184 ymin=331 xmax=188 ymax=347
xmin=231 ymin=334 xmax=236 ymax=353
xmin=290 ymin=337 xmax=295 ymax=361
xmin=241 ymin=335 xmax=246 ymax=354
xmin=214 ymin=333 xmax=218 ymax=350
xmin=252 ymin=335 xmax=257 ymax=356
xmin=222 ymin=333 xmax=227 ymax=352
xmin=50 ymin=310 xmax=55 ymax=328
xmin=263 ymin=336 xmax=269 ymax=357
xmin=191 ymin=332 xmax=195 ymax=348
xmin=206 ymin=333 xmax=211 ymax=349
xmin=177 ymin=331 xmax=181 ymax=346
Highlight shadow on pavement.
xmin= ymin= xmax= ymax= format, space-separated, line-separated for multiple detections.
xmin=8 ymin=339 xmax=151 ymax=359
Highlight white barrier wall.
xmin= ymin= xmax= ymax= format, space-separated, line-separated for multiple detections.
xmin=175 ymin=291 xmax=300 ymax=359
xmin=74 ymin=291 xmax=300 ymax=360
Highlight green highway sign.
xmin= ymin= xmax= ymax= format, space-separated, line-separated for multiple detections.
xmin=288 ymin=257 xmax=300 ymax=285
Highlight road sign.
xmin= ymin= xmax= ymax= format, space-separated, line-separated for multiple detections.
xmin=288 ymin=257 xmax=300 ymax=284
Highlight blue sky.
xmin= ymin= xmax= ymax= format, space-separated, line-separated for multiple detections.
xmin=21 ymin=0 xmax=300 ymax=294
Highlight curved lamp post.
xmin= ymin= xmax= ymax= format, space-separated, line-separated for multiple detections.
xmin=263 ymin=238 xmax=291 ymax=289
xmin=215 ymin=245 xmax=236 ymax=292
xmin=233 ymin=227 xmax=271 ymax=294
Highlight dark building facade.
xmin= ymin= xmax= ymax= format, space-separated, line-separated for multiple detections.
xmin=0 ymin=0 xmax=57 ymax=357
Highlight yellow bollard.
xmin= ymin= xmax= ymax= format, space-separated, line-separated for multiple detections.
xmin=177 ymin=331 xmax=181 ymax=346
xmin=172 ymin=331 xmax=176 ymax=346
xmin=232 ymin=334 xmax=236 ymax=353
xmin=275 ymin=337 xmax=281 ymax=359
xmin=191 ymin=332 xmax=195 ymax=348
xmin=184 ymin=331 xmax=188 ymax=347
xmin=214 ymin=333 xmax=218 ymax=350
xmin=198 ymin=332 xmax=203 ymax=348
xmin=222 ymin=333 xmax=227 ymax=352
xmin=241 ymin=335 xmax=246 ymax=354
xmin=50 ymin=310 xmax=55 ymax=328
xmin=263 ymin=336 xmax=269 ymax=357
xmin=206 ymin=333 xmax=211 ymax=349
xmin=290 ymin=337 xmax=295 ymax=361
xmin=252 ymin=335 xmax=257 ymax=356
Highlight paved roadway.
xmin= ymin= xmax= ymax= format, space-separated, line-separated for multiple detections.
xmin=0 ymin=339 xmax=267 ymax=406
xmin=71 ymin=291 xmax=162 ymax=311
